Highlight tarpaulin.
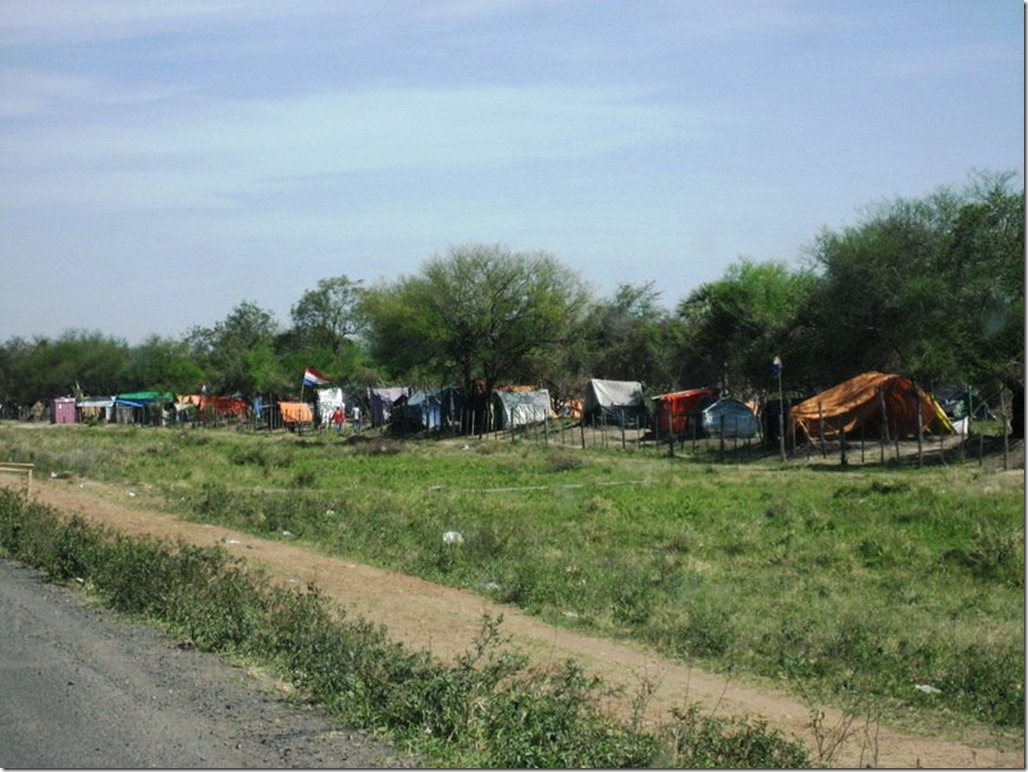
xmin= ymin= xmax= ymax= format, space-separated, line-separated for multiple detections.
xmin=791 ymin=372 xmax=954 ymax=441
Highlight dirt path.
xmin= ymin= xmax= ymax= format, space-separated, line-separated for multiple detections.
xmin=28 ymin=476 xmax=1023 ymax=769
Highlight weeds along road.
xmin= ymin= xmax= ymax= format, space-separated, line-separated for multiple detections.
xmin=0 ymin=558 xmax=417 ymax=769
xmin=22 ymin=476 xmax=1027 ymax=769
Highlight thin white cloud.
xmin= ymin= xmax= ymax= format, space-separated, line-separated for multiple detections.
xmin=2 ymin=84 xmax=706 ymax=212
xmin=873 ymin=40 xmax=1021 ymax=78
xmin=0 ymin=0 xmax=339 ymax=45
xmin=0 ymin=67 xmax=189 ymax=118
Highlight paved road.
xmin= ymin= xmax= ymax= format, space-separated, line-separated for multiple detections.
xmin=0 ymin=558 xmax=417 ymax=769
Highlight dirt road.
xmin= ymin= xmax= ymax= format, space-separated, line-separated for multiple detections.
xmin=29 ymin=476 xmax=1024 ymax=768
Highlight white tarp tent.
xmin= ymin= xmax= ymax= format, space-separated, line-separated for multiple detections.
xmin=583 ymin=379 xmax=648 ymax=427
xmin=494 ymin=389 xmax=553 ymax=430
xmin=316 ymin=387 xmax=345 ymax=425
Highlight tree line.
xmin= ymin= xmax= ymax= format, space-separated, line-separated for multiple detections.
xmin=1 ymin=170 xmax=1022 ymax=412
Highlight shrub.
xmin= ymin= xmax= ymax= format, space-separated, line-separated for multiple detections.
xmin=662 ymin=703 xmax=810 ymax=768
xmin=545 ymin=451 xmax=585 ymax=473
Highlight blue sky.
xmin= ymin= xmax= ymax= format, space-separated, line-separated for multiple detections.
xmin=1 ymin=1 xmax=1023 ymax=344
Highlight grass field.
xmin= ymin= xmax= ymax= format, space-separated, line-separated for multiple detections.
xmin=2 ymin=421 xmax=1023 ymax=741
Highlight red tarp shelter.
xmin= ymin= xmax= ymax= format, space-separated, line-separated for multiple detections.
xmin=654 ymin=388 xmax=717 ymax=435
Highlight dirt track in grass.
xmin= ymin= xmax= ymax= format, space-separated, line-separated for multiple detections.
xmin=25 ymin=474 xmax=1025 ymax=769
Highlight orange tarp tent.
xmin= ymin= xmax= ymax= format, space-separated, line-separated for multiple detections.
xmin=791 ymin=372 xmax=954 ymax=442
xmin=278 ymin=401 xmax=313 ymax=425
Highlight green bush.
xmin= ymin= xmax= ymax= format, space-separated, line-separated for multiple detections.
xmin=662 ymin=704 xmax=810 ymax=768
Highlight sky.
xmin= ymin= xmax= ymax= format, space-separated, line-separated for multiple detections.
xmin=1 ymin=1 xmax=1023 ymax=345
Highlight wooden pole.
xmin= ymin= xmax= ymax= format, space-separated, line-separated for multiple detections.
xmin=1000 ymin=382 xmax=1009 ymax=471
xmin=719 ymin=414 xmax=725 ymax=462
xmin=915 ymin=388 xmax=924 ymax=469
xmin=839 ymin=418 xmax=847 ymax=466
xmin=818 ymin=403 xmax=826 ymax=458
xmin=879 ymin=391 xmax=888 ymax=464
xmin=778 ymin=370 xmax=786 ymax=462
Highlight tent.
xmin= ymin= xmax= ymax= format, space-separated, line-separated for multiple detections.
xmin=791 ymin=372 xmax=954 ymax=442
xmin=172 ymin=401 xmax=198 ymax=424
xmin=653 ymin=388 xmax=717 ymax=436
xmin=198 ymin=395 xmax=249 ymax=419
xmin=369 ymin=386 xmax=411 ymax=426
xmin=115 ymin=391 xmax=175 ymax=425
xmin=583 ymin=379 xmax=648 ymax=428
xmin=78 ymin=396 xmax=115 ymax=422
xmin=316 ymin=387 xmax=346 ymax=426
xmin=701 ymin=398 xmax=760 ymax=439
xmin=278 ymin=401 xmax=314 ymax=426
xmin=933 ymin=384 xmax=994 ymax=421
xmin=494 ymin=389 xmax=554 ymax=430
xmin=394 ymin=387 xmax=464 ymax=431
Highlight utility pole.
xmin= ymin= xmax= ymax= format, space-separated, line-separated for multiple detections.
xmin=772 ymin=356 xmax=786 ymax=462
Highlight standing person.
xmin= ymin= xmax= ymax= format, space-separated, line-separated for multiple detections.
xmin=332 ymin=405 xmax=344 ymax=433
xmin=351 ymin=404 xmax=361 ymax=434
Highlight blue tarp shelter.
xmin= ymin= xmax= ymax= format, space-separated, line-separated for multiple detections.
xmin=701 ymin=398 xmax=760 ymax=439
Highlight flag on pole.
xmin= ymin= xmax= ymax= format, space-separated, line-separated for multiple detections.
xmin=302 ymin=367 xmax=331 ymax=387
xmin=770 ymin=356 xmax=783 ymax=379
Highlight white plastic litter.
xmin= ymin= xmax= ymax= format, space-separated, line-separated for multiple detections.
xmin=914 ymin=684 xmax=941 ymax=694
xmin=443 ymin=531 xmax=464 ymax=545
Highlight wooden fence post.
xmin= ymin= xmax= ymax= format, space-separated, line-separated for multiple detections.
xmin=915 ymin=387 xmax=923 ymax=469
xmin=839 ymin=418 xmax=847 ymax=466
xmin=818 ymin=403 xmax=825 ymax=458
xmin=1000 ymin=382 xmax=1009 ymax=471
xmin=879 ymin=392 xmax=888 ymax=464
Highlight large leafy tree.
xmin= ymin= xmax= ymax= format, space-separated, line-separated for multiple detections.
xmin=0 ymin=331 xmax=129 ymax=403
xmin=575 ymin=282 xmax=683 ymax=393
xmin=280 ymin=275 xmax=371 ymax=392
xmin=676 ymin=259 xmax=816 ymax=395
xmin=289 ymin=275 xmax=365 ymax=350
xmin=940 ymin=173 xmax=1024 ymax=388
xmin=362 ymin=243 xmax=590 ymax=403
xmin=120 ymin=335 xmax=205 ymax=394
xmin=804 ymin=170 xmax=1023 ymax=390
xmin=186 ymin=301 xmax=282 ymax=395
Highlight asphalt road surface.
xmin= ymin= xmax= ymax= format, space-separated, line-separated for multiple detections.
xmin=0 ymin=558 xmax=418 ymax=769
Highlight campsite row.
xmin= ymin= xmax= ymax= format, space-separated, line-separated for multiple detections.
xmin=7 ymin=372 xmax=992 ymax=448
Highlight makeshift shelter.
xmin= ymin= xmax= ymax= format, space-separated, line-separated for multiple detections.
xmin=555 ymin=398 xmax=583 ymax=420
xmin=791 ymin=372 xmax=954 ymax=442
xmin=77 ymin=396 xmax=115 ymax=423
xmin=701 ymin=398 xmax=760 ymax=439
xmin=278 ymin=401 xmax=314 ymax=427
xmin=51 ymin=397 xmax=77 ymax=425
xmin=197 ymin=395 xmax=248 ymax=420
xmin=172 ymin=401 xmax=198 ymax=424
xmin=583 ymin=379 xmax=648 ymax=428
xmin=933 ymin=384 xmax=994 ymax=421
xmin=494 ymin=389 xmax=554 ymax=430
xmin=394 ymin=387 xmax=464 ymax=432
xmin=316 ymin=387 xmax=346 ymax=427
xmin=115 ymin=391 xmax=175 ymax=425
xmin=653 ymin=388 xmax=717 ymax=436
xmin=369 ymin=386 xmax=411 ymax=426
